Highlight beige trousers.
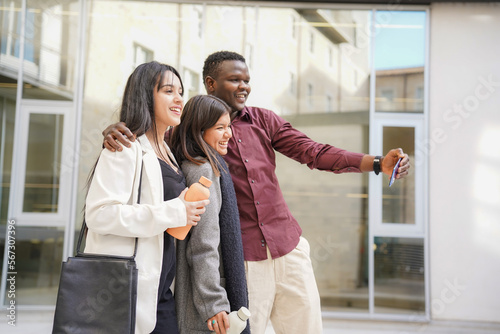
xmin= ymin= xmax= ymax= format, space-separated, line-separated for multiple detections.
xmin=244 ymin=237 xmax=323 ymax=334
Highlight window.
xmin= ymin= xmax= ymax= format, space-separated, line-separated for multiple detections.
xmin=133 ymin=43 xmax=154 ymax=70
xmin=0 ymin=0 xmax=80 ymax=307
xmin=245 ymin=44 xmax=253 ymax=69
xmin=415 ymin=86 xmax=424 ymax=111
xmin=375 ymin=11 xmax=426 ymax=114
xmin=374 ymin=237 xmax=424 ymax=314
xmin=291 ymin=15 xmax=297 ymax=40
xmin=194 ymin=6 xmax=203 ymax=38
xmin=22 ymin=114 xmax=64 ymax=213
xmin=326 ymin=94 xmax=333 ymax=113
xmin=381 ymin=89 xmax=394 ymax=102
xmin=307 ymin=83 xmax=314 ymax=108
xmin=309 ymin=30 xmax=315 ymax=53
xmin=328 ymin=47 xmax=333 ymax=68
xmin=289 ymin=72 xmax=296 ymax=96
xmin=183 ymin=68 xmax=200 ymax=101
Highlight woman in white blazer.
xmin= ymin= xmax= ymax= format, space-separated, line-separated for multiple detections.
xmin=85 ymin=61 xmax=209 ymax=334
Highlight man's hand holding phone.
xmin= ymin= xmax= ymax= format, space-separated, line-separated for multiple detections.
xmin=389 ymin=157 xmax=402 ymax=187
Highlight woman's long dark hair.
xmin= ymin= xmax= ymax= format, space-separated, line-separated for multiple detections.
xmin=86 ymin=61 xmax=183 ymax=190
xmin=169 ymin=95 xmax=231 ymax=177
xmin=120 ymin=61 xmax=183 ymax=162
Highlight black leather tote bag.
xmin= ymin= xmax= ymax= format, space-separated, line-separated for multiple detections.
xmin=52 ymin=164 xmax=143 ymax=334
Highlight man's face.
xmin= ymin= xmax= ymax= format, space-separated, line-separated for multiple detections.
xmin=207 ymin=60 xmax=251 ymax=112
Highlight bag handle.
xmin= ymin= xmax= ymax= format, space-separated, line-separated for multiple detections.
xmin=76 ymin=161 xmax=144 ymax=258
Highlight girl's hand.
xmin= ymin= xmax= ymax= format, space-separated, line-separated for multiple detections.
xmin=207 ymin=311 xmax=229 ymax=334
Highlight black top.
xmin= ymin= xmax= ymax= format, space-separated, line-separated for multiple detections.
xmin=152 ymin=158 xmax=185 ymax=333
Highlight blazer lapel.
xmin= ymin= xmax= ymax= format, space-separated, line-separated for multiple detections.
xmin=137 ymin=135 xmax=163 ymax=204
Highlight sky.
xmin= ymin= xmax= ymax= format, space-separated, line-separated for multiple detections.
xmin=374 ymin=11 xmax=426 ymax=70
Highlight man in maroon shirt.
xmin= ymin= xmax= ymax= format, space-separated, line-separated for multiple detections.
xmin=103 ymin=51 xmax=410 ymax=334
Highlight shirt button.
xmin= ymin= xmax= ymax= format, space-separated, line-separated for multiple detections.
xmin=251 ymin=180 xmax=255 ymax=183
xmin=260 ymin=223 xmax=264 ymax=226
xmin=238 ymin=139 xmax=242 ymax=143
xmin=256 ymin=201 xmax=260 ymax=205
xmin=261 ymin=239 xmax=265 ymax=243
xmin=261 ymin=243 xmax=265 ymax=247
xmin=245 ymin=159 xmax=249 ymax=162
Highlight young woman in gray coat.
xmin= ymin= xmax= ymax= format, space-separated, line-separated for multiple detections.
xmin=169 ymin=95 xmax=249 ymax=334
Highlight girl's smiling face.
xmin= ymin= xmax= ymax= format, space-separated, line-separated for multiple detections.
xmin=202 ymin=113 xmax=232 ymax=155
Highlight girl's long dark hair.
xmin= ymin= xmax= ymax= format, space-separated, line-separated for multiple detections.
xmin=169 ymin=95 xmax=231 ymax=177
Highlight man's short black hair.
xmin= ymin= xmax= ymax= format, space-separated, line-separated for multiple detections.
xmin=202 ymin=51 xmax=246 ymax=82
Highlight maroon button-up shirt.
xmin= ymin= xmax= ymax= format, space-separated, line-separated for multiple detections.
xmin=224 ymin=106 xmax=364 ymax=261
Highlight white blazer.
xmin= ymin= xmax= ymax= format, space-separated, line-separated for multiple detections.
xmin=85 ymin=134 xmax=187 ymax=334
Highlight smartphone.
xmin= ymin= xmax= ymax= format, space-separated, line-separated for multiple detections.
xmin=389 ymin=157 xmax=402 ymax=187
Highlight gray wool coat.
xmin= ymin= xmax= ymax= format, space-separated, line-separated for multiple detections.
xmin=175 ymin=160 xmax=231 ymax=333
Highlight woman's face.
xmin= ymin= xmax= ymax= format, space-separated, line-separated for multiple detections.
xmin=202 ymin=113 xmax=232 ymax=156
xmin=153 ymin=71 xmax=183 ymax=130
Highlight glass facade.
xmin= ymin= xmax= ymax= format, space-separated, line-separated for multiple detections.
xmin=374 ymin=237 xmax=424 ymax=314
xmin=0 ymin=0 xmax=78 ymax=307
xmin=1 ymin=0 xmax=428 ymax=320
xmin=0 ymin=0 xmax=21 ymax=308
xmin=22 ymin=0 xmax=79 ymax=100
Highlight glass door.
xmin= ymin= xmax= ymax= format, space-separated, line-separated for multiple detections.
xmin=369 ymin=116 xmax=426 ymax=317
xmin=1 ymin=100 xmax=74 ymax=307
xmin=0 ymin=0 xmax=82 ymax=308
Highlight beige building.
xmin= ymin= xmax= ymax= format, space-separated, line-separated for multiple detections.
xmin=0 ymin=0 xmax=499 ymax=332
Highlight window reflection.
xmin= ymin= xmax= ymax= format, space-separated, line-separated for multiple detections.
xmin=23 ymin=114 xmax=64 ymax=213
xmin=374 ymin=237 xmax=425 ymax=314
xmin=277 ymin=122 xmax=369 ymax=312
xmin=2 ymin=226 xmax=64 ymax=305
xmin=382 ymin=126 xmax=415 ymax=224
xmin=1 ymin=0 xmax=79 ymax=100
xmin=21 ymin=0 xmax=79 ymax=100
xmin=374 ymin=11 xmax=425 ymax=113
xmin=376 ymin=67 xmax=424 ymax=113
xmin=1 ymin=0 xmax=23 ymax=61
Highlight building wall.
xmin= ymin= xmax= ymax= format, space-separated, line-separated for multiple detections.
xmin=429 ymin=2 xmax=500 ymax=323
xmin=12 ymin=0 xmax=498 ymax=324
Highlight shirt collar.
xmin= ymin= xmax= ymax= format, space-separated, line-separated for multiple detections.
xmin=234 ymin=106 xmax=252 ymax=124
